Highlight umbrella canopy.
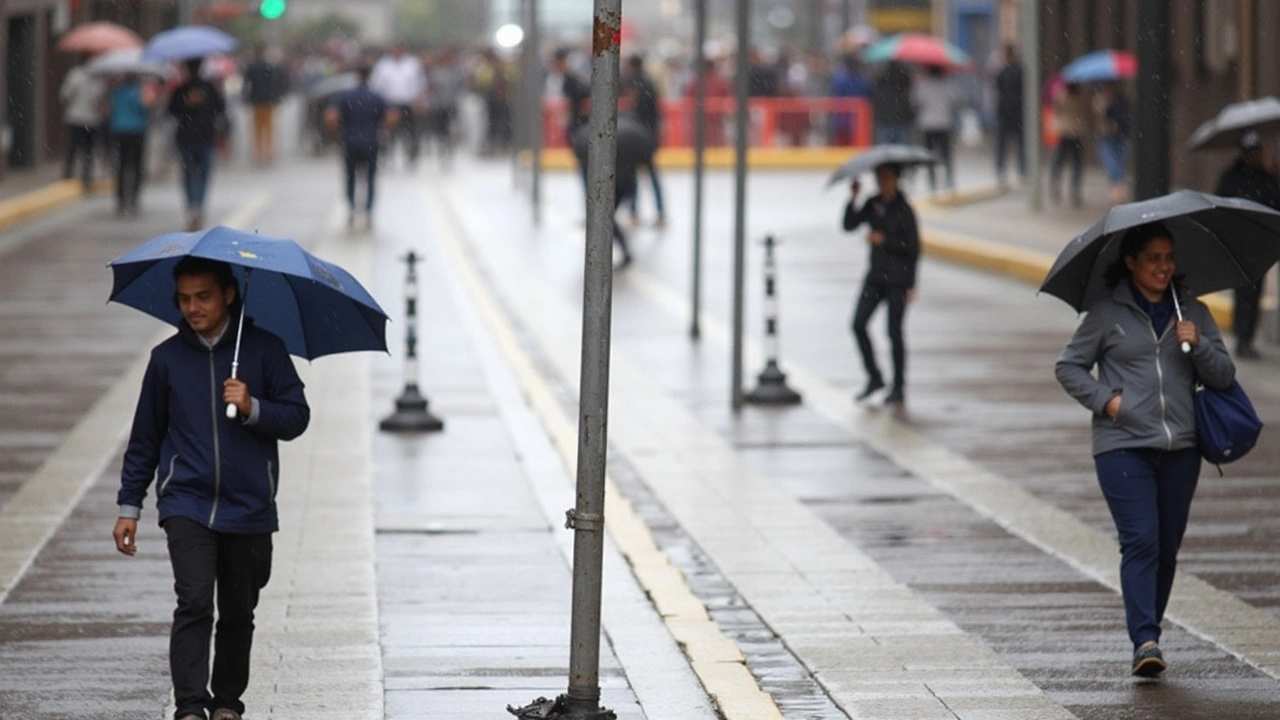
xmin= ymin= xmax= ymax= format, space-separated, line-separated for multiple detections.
xmin=861 ymin=33 xmax=972 ymax=71
xmin=108 ymin=226 xmax=389 ymax=360
xmin=87 ymin=48 xmax=168 ymax=77
xmin=306 ymin=72 xmax=359 ymax=101
xmin=1187 ymin=97 xmax=1280 ymax=151
xmin=142 ymin=25 xmax=237 ymax=62
xmin=1040 ymin=190 xmax=1280 ymax=313
xmin=826 ymin=144 xmax=937 ymax=187
xmin=1061 ymin=49 xmax=1137 ymax=83
xmin=57 ymin=21 xmax=143 ymax=54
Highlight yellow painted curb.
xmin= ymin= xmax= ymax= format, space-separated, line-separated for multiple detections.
xmin=916 ymin=183 xmax=1009 ymax=209
xmin=0 ymin=178 xmax=112 ymax=234
xmin=526 ymin=146 xmax=854 ymax=172
xmin=920 ymin=226 xmax=1235 ymax=331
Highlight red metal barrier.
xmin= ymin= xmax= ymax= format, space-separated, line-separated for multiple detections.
xmin=541 ymin=96 xmax=873 ymax=150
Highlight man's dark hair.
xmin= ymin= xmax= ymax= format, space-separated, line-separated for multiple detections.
xmin=357 ymin=64 xmax=374 ymax=83
xmin=173 ymin=256 xmax=239 ymax=295
xmin=875 ymin=162 xmax=903 ymax=178
xmin=627 ymin=55 xmax=644 ymax=70
xmin=554 ymin=48 xmax=571 ymax=63
xmin=184 ymin=58 xmax=203 ymax=77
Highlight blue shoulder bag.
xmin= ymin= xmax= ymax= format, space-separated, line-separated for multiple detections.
xmin=1194 ymin=379 xmax=1263 ymax=467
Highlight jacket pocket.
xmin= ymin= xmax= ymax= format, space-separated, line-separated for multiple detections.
xmin=266 ymin=460 xmax=277 ymax=500
xmin=158 ymin=454 xmax=180 ymax=495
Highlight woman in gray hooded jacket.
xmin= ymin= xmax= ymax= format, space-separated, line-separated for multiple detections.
xmin=1055 ymin=221 xmax=1235 ymax=678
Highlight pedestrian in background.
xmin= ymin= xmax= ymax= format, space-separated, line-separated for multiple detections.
xmin=60 ymin=57 xmax=106 ymax=188
xmin=370 ymin=42 xmax=425 ymax=167
xmin=623 ymin=55 xmax=665 ymax=228
xmin=829 ymin=54 xmax=873 ymax=146
xmin=107 ymin=73 xmax=151 ymax=217
xmin=113 ymin=257 xmax=310 ymax=720
xmin=1055 ymin=221 xmax=1234 ymax=678
xmin=913 ymin=64 xmax=963 ymax=191
xmin=1049 ymin=81 xmax=1089 ymax=206
xmin=1215 ymin=131 xmax=1280 ymax=359
xmin=1094 ymin=80 xmax=1132 ymax=204
xmin=325 ymin=64 xmax=396 ymax=230
xmin=872 ymin=61 xmax=914 ymax=145
xmin=843 ymin=162 xmax=920 ymax=405
xmin=168 ymin=58 xmax=227 ymax=231
xmin=475 ymin=48 xmax=515 ymax=155
xmin=241 ymin=43 xmax=288 ymax=165
xmin=993 ymin=44 xmax=1025 ymax=187
xmin=424 ymin=49 xmax=464 ymax=167
xmin=684 ymin=58 xmax=732 ymax=146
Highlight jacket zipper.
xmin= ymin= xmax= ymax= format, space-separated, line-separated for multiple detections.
xmin=208 ymin=349 xmax=222 ymax=527
xmin=158 ymin=454 xmax=180 ymax=494
xmin=1150 ymin=320 xmax=1174 ymax=450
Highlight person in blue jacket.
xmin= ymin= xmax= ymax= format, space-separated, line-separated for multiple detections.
xmin=112 ymin=257 xmax=310 ymax=720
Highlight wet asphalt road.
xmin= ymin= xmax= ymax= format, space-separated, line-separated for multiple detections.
xmin=1 ymin=140 xmax=1279 ymax=718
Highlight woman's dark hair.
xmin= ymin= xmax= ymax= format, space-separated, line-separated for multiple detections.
xmin=875 ymin=162 xmax=903 ymax=178
xmin=1104 ymin=221 xmax=1173 ymax=288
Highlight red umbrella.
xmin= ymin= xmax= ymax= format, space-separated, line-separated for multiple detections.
xmin=57 ymin=22 xmax=143 ymax=54
xmin=861 ymin=32 xmax=973 ymax=71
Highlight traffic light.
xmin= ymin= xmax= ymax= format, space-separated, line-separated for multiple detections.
xmin=259 ymin=0 xmax=285 ymax=19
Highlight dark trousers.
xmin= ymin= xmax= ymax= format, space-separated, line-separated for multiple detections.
xmin=392 ymin=104 xmax=419 ymax=162
xmin=115 ymin=132 xmax=145 ymax=211
xmin=627 ymin=160 xmax=665 ymax=220
xmin=64 ymin=124 xmax=96 ymax=184
xmin=852 ymin=282 xmax=908 ymax=391
xmin=164 ymin=517 xmax=273 ymax=719
xmin=1094 ymin=448 xmax=1200 ymax=649
xmin=1050 ymin=137 xmax=1084 ymax=202
xmin=1234 ymin=283 xmax=1262 ymax=348
xmin=613 ymin=182 xmax=636 ymax=259
xmin=994 ymin=121 xmax=1025 ymax=178
xmin=178 ymin=145 xmax=215 ymax=212
xmin=343 ymin=144 xmax=379 ymax=212
xmin=922 ymin=129 xmax=953 ymax=190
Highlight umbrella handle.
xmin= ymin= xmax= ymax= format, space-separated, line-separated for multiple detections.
xmin=1170 ymin=286 xmax=1192 ymax=354
xmin=226 ymin=402 xmax=239 ymax=419
xmin=226 ymin=268 xmax=252 ymax=419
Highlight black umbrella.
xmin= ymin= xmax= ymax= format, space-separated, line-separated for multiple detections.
xmin=1040 ymin=190 xmax=1280 ymax=314
xmin=571 ymin=113 xmax=656 ymax=183
xmin=1187 ymin=97 xmax=1280 ymax=151
xmin=826 ymin=144 xmax=937 ymax=188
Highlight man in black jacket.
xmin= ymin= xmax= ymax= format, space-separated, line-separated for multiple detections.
xmin=993 ymin=44 xmax=1025 ymax=186
xmin=843 ymin=163 xmax=920 ymax=404
xmin=1216 ymin=131 xmax=1280 ymax=359
xmin=168 ymin=59 xmax=227 ymax=231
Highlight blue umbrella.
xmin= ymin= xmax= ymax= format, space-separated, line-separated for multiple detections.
xmin=1061 ymin=49 xmax=1136 ymax=83
xmin=142 ymin=25 xmax=237 ymax=62
xmin=108 ymin=226 xmax=389 ymax=362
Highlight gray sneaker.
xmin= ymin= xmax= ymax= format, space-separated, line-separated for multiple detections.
xmin=1132 ymin=640 xmax=1166 ymax=678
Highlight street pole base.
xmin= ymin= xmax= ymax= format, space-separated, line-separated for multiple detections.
xmin=507 ymin=695 xmax=616 ymax=720
xmin=744 ymin=360 xmax=802 ymax=405
xmin=378 ymin=384 xmax=444 ymax=432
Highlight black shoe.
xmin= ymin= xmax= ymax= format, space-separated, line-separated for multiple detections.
xmin=614 ymin=254 xmax=633 ymax=270
xmin=855 ymin=379 xmax=885 ymax=402
xmin=1238 ymin=344 xmax=1261 ymax=360
xmin=884 ymin=388 xmax=905 ymax=405
xmin=1132 ymin=641 xmax=1166 ymax=678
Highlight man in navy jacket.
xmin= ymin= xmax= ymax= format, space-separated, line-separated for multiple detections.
xmin=113 ymin=257 xmax=309 ymax=720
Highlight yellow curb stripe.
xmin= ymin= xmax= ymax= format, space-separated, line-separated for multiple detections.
xmin=0 ymin=180 xmax=88 ymax=233
xmin=427 ymin=186 xmax=785 ymax=720
xmin=920 ymin=225 xmax=1236 ymax=331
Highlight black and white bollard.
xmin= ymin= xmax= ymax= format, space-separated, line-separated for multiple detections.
xmin=745 ymin=235 xmax=802 ymax=406
xmin=379 ymin=250 xmax=444 ymax=432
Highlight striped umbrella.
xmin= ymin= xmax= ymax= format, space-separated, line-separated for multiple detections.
xmin=860 ymin=33 xmax=973 ymax=72
xmin=1061 ymin=49 xmax=1137 ymax=83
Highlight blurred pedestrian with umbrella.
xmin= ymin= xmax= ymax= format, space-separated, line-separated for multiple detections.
xmin=59 ymin=56 xmax=107 ymax=188
xmin=241 ymin=43 xmax=289 ymax=165
xmin=1049 ymin=81 xmax=1090 ymax=206
xmin=1214 ymin=131 xmax=1280 ymax=359
xmin=324 ymin=64 xmax=397 ymax=230
xmin=1187 ymin=96 xmax=1280 ymax=151
xmin=108 ymin=225 xmax=387 ymax=720
xmin=168 ymin=58 xmax=228 ymax=231
xmin=872 ymin=61 xmax=914 ymax=145
xmin=1051 ymin=213 xmax=1245 ymax=678
xmin=56 ymin=21 xmax=142 ymax=55
xmin=622 ymin=55 xmax=665 ymax=227
xmin=106 ymin=72 xmax=152 ymax=216
xmin=840 ymin=151 xmax=926 ymax=405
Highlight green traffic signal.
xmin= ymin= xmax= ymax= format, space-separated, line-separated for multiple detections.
xmin=259 ymin=0 xmax=286 ymax=19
